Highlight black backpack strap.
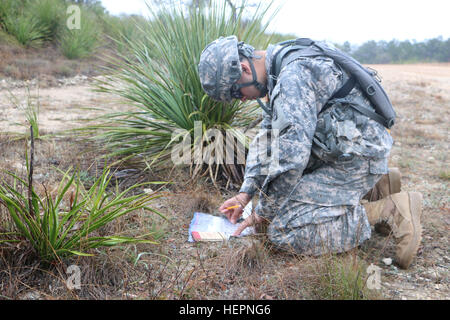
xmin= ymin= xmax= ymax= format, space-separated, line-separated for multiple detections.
xmin=319 ymin=75 xmax=356 ymax=115
xmin=320 ymin=99 xmax=388 ymax=128
xmin=271 ymin=38 xmax=318 ymax=75
xmin=347 ymin=103 xmax=389 ymax=127
xmin=271 ymin=45 xmax=301 ymax=82
xmin=319 ymin=76 xmax=388 ymax=127
xmin=330 ymin=74 xmax=356 ymax=99
xmin=269 ymin=38 xmax=316 ymax=94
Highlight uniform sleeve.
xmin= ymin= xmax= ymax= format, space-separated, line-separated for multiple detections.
xmin=239 ymin=110 xmax=272 ymax=197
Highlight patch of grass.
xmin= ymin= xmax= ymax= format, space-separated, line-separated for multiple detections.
xmin=306 ymin=253 xmax=381 ymax=300
xmin=60 ymin=9 xmax=100 ymax=60
xmin=3 ymin=13 xmax=50 ymax=47
xmin=438 ymin=170 xmax=450 ymax=181
xmin=0 ymin=0 xmax=19 ymax=25
xmin=6 ymin=86 xmax=44 ymax=140
xmin=0 ymin=0 xmax=70 ymax=47
xmin=0 ymin=124 xmax=166 ymax=263
xmin=29 ymin=0 xmax=66 ymax=42
xmin=398 ymin=158 xmax=414 ymax=169
xmin=225 ymin=238 xmax=270 ymax=276
xmin=0 ymin=29 xmax=20 ymax=46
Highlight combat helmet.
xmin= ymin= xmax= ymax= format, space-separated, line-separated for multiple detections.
xmin=198 ymin=35 xmax=267 ymax=102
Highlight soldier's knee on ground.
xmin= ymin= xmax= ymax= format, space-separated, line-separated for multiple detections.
xmin=266 ymin=222 xmax=296 ymax=252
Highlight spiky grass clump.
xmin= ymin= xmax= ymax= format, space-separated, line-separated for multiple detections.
xmin=60 ymin=8 xmax=100 ymax=59
xmin=29 ymin=0 xmax=66 ymax=41
xmin=0 ymin=161 xmax=165 ymax=263
xmin=2 ymin=13 xmax=50 ymax=47
xmin=0 ymin=0 xmax=66 ymax=47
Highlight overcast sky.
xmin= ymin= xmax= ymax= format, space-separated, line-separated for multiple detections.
xmin=100 ymin=0 xmax=450 ymax=44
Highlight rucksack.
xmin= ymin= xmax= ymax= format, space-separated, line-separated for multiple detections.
xmin=268 ymin=38 xmax=396 ymax=128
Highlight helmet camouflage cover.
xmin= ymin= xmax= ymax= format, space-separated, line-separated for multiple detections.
xmin=198 ymin=36 xmax=242 ymax=102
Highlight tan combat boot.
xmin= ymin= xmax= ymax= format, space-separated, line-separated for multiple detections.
xmin=364 ymin=192 xmax=423 ymax=269
xmin=363 ymin=167 xmax=402 ymax=201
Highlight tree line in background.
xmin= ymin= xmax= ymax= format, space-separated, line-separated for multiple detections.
xmin=336 ymin=37 xmax=450 ymax=64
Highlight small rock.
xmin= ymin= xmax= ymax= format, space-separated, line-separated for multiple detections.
xmin=19 ymin=291 xmax=42 ymax=300
xmin=123 ymin=293 xmax=138 ymax=299
xmin=382 ymin=258 xmax=393 ymax=266
xmin=13 ymin=162 xmax=26 ymax=171
xmin=424 ymin=269 xmax=439 ymax=281
xmin=144 ymin=188 xmax=154 ymax=194
xmin=34 ymin=173 xmax=45 ymax=181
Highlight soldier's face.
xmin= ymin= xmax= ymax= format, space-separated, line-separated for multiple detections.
xmin=234 ymin=68 xmax=262 ymax=102
xmin=238 ymin=86 xmax=260 ymax=102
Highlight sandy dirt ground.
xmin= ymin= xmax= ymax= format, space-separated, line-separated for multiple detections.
xmin=0 ymin=63 xmax=448 ymax=300
xmin=0 ymin=77 xmax=127 ymax=134
xmin=363 ymin=63 xmax=449 ymax=299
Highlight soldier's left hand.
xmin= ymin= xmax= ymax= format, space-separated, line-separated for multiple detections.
xmin=232 ymin=213 xmax=264 ymax=236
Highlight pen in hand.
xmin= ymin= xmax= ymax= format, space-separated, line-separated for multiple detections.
xmin=224 ymin=205 xmax=241 ymax=210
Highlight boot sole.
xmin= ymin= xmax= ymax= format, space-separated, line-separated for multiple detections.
xmin=397 ymin=192 xmax=423 ymax=269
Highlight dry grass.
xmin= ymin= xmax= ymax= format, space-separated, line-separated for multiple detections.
xmin=0 ymin=43 xmax=112 ymax=84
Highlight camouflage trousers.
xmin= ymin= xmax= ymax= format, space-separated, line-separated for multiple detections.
xmin=256 ymin=156 xmax=386 ymax=256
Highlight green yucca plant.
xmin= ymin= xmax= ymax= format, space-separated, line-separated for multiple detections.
xmin=0 ymin=0 xmax=20 ymax=26
xmin=91 ymin=0 xmax=278 ymax=186
xmin=29 ymin=0 xmax=66 ymax=42
xmin=0 ymin=167 xmax=165 ymax=262
xmin=3 ymin=13 xmax=50 ymax=47
xmin=60 ymin=8 xmax=100 ymax=59
xmin=0 ymin=128 xmax=165 ymax=263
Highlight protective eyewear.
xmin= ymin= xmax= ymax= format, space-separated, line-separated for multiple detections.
xmin=230 ymin=83 xmax=243 ymax=100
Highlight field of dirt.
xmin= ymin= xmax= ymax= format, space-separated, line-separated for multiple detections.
xmin=0 ymin=63 xmax=448 ymax=300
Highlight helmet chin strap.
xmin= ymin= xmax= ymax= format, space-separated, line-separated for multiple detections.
xmin=239 ymin=58 xmax=270 ymax=114
xmin=256 ymin=98 xmax=271 ymax=115
xmin=233 ymin=58 xmax=268 ymax=99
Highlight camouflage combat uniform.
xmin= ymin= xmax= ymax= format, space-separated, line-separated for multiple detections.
xmin=239 ymin=42 xmax=393 ymax=256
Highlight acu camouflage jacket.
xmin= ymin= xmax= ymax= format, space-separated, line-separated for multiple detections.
xmin=239 ymin=42 xmax=393 ymax=209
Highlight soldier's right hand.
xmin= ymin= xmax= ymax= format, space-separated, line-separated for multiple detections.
xmin=219 ymin=193 xmax=251 ymax=224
